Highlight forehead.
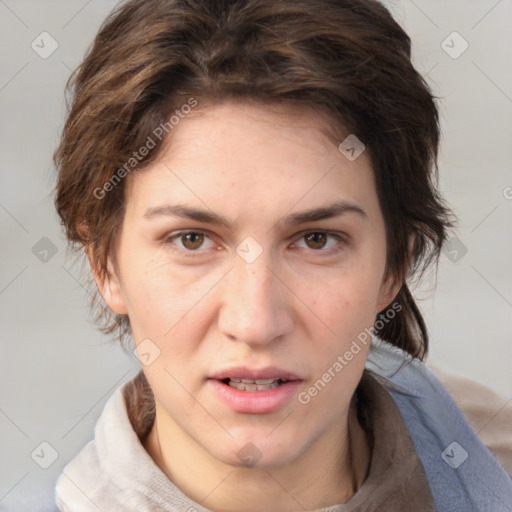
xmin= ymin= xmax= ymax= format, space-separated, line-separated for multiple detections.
xmin=160 ymin=99 xmax=351 ymax=158
xmin=123 ymin=100 xmax=378 ymax=223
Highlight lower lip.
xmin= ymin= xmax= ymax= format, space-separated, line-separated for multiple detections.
xmin=207 ymin=379 xmax=303 ymax=414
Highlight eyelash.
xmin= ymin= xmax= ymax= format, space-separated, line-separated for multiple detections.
xmin=161 ymin=230 xmax=349 ymax=258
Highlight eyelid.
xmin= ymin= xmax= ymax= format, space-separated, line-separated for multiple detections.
xmin=162 ymin=229 xmax=349 ymax=256
xmin=292 ymin=230 xmax=349 ymax=253
xmin=294 ymin=229 xmax=350 ymax=243
xmin=162 ymin=229 xmax=216 ymax=253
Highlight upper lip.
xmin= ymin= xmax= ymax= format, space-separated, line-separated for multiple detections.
xmin=209 ymin=366 xmax=302 ymax=381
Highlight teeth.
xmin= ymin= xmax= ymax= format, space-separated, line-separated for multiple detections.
xmin=226 ymin=378 xmax=286 ymax=391
xmin=242 ymin=378 xmax=276 ymax=384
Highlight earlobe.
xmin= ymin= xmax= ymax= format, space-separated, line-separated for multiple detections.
xmin=84 ymin=243 xmax=128 ymax=315
xmin=78 ymin=222 xmax=128 ymax=315
xmin=377 ymin=240 xmax=413 ymax=312
xmin=97 ymin=258 xmax=128 ymax=315
xmin=101 ymin=263 xmax=128 ymax=315
xmin=376 ymin=274 xmax=403 ymax=313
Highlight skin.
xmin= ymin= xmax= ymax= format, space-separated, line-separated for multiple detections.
xmin=91 ymin=99 xmax=401 ymax=511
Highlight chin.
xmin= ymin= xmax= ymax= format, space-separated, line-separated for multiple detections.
xmin=207 ymin=434 xmax=305 ymax=469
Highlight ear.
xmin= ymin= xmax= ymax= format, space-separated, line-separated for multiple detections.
xmin=79 ymin=223 xmax=128 ymax=315
xmin=95 ymin=255 xmax=128 ymax=315
xmin=377 ymin=235 xmax=414 ymax=312
xmin=376 ymin=272 xmax=402 ymax=313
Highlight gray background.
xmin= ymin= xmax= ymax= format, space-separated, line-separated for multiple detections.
xmin=1 ymin=0 xmax=511 ymax=509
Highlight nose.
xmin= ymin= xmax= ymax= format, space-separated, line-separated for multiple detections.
xmin=217 ymin=252 xmax=294 ymax=348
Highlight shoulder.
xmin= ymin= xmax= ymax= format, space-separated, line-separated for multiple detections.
xmin=427 ymin=362 xmax=512 ymax=478
xmin=55 ymin=440 xmax=119 ymax=510
xmin=55 ymin=379 xmax=134 ymax=510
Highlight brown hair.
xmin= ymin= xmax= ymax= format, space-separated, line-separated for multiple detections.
xmin=54 ymin=0 xmax=454 ymax=359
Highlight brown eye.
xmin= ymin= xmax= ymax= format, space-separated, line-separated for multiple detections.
xmin=162 ymin=230 xmax=215 ymax=257
xmin=304 ymin=232 xmax=328 ymax=250
xmin=180 ymin=232 xmax=205 ymax=250
xmin=294 ymin=231 xmax=348 ymax=255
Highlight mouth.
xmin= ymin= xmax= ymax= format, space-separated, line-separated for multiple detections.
xmin=221 ymin=377 xmax=289 ymax=391
xmin=207 ymin=368 xmax=303 ymax=414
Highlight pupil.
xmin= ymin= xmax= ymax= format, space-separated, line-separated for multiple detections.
xmin=183 ymin=232 xmax=203 ymax=249
xmin=307 ymin=232 xmax=326 ymax=249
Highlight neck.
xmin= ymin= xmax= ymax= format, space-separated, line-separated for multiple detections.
xmin=143 ymin=398 xmax=371 ymax=511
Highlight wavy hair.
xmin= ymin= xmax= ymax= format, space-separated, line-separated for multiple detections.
xmin=54 ymin=0 xmax=454 ymax=359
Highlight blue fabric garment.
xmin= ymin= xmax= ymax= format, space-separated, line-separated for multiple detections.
xmin=365 ymin=337 xmax=512 ymax=512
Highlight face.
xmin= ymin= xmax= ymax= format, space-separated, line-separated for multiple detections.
xmin=97 ymin=99 xmax=399 ymax=469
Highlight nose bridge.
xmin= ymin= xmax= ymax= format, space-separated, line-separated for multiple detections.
xmin=232 ymin=248 xmax=277 ymax=317
xmin=218 ymin=246 xmax=292 ymax=345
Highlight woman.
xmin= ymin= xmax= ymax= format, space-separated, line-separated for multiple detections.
xmin=53 ymin=0 xmax=512 ymax=510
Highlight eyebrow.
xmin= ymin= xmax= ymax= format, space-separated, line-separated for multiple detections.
xmin=143 ymin=200 xmax=367 ymax=230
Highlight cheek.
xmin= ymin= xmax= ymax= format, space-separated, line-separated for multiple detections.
xmin=116 ymin=248 xmax=186 ymax=339
xmin=119 ymin=249 xmax=221 ymax=353
xmin=120 ymin=230 xmax=384 ymax=349
xmin=306 ymin=265 xmax=383 ymax=341
xmin=304 ymin=272 xmax=379 ymax=410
